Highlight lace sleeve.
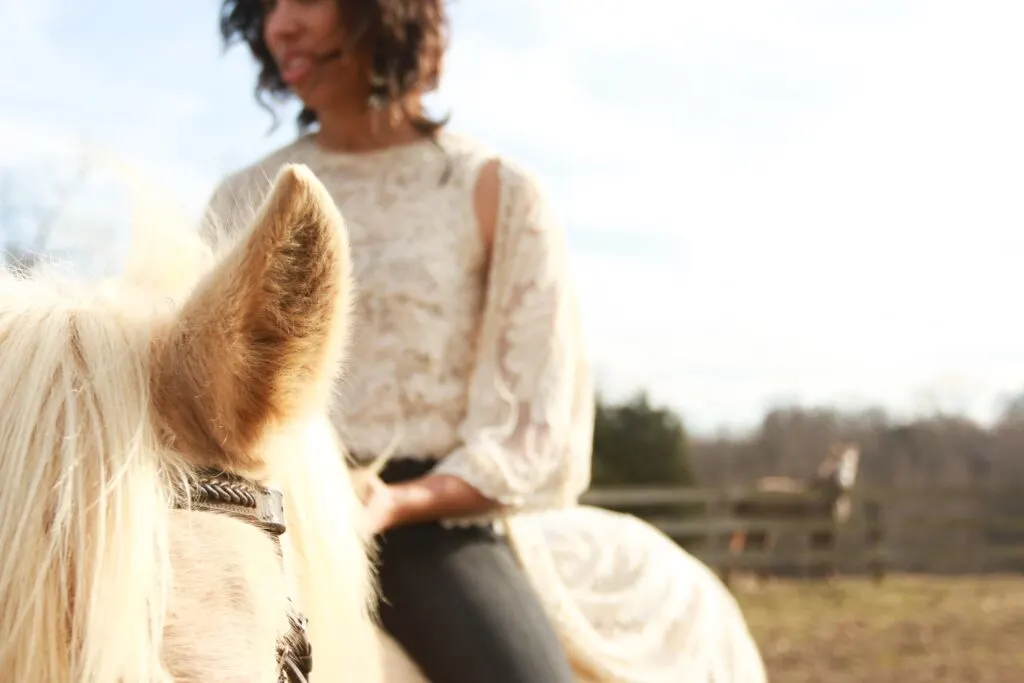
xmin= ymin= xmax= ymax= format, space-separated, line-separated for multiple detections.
xmin=432 ymin=161 xmax=594 ymax=516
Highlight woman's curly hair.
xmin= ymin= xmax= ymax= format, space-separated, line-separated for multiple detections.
xmin=219 ymin=0 xmax=449 ymax=137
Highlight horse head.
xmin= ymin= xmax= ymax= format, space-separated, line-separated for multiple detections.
xmin=0 ymin=163 xmax=380 ymax=682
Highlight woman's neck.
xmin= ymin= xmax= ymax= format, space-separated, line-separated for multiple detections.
xmin=313 ymin=98 xmax=426 ymax=153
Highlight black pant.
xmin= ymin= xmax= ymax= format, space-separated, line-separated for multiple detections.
xmin=374 ymin=459 xmax=574 ymax=683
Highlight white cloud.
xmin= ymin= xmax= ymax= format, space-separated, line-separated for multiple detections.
xmin=0 ymin=0 xmax=62 ymax=39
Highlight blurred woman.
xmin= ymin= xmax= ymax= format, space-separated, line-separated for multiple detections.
xmin=203 ymin=1 xmax=768 ymax=681
xmin=205 ymin=1 xmax=585 ymax=681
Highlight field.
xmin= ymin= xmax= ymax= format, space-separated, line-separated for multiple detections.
xmin=732 ymin=575 xmax=1024 ymax=682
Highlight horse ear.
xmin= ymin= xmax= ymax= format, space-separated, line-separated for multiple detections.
xmin=151 ymin=164 xmax=352 ymax=474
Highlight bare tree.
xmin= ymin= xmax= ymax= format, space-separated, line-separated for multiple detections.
xmin=1 ymin=150 xmax=92 ymax=272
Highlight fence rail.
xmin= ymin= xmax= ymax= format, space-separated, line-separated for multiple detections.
xmin=579 ymin=484 xmax=1024 ymax=580
xmin=582 ymin=484 xmax=1024 ymax=507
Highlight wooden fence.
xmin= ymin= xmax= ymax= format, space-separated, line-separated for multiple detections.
xmin=579 ymin=484 xmax=1024 ymax=579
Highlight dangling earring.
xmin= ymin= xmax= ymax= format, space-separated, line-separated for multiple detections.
xmin=368 ymin=70 xmax=388 ymax=111
xmin=367 ymin=71 xmax=389 ymax=136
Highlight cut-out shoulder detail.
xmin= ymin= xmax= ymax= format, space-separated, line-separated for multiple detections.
xmin=472 ymin=157 xmax=501 ymax=255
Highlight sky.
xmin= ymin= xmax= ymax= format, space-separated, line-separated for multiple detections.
xmin=1 ymin=0 xmax=1023 ymax=435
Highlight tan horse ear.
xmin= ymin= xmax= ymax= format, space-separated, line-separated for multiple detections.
xmin=151 ymin=164 xmax=352 ymax=473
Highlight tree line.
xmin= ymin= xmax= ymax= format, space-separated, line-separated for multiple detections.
xmin=593 ymin=390 xmax=1024 ymax=572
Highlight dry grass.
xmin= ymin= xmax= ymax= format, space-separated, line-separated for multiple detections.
xmin=732 ymin=574 xmax=1024 ymax=683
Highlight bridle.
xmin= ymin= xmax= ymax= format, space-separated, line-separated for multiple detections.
xmin=175 ymin=468 xmax=313 ymax=683
xmin=177 ymin=469 xmax=313 ymax=682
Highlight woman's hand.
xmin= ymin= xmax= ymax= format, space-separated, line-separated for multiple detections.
xmin=357 ymin=472 xmax=501 ymax=536
xmin=360 ymin=476 xmax=401 ymax=537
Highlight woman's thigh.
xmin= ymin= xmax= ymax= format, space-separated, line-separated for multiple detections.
xmin=375 ymin=522 xmax=574 ymax=683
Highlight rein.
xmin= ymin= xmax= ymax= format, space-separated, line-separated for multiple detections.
xmin=175 ymin=469 xmax=313 ymax=683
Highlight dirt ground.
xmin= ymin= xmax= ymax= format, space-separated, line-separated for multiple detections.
xmin=732 ymin=574 xmax=1024 ymax=683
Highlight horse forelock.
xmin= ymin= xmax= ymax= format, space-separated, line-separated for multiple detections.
xmin=0 ymin=267 xmax=181 ymax=683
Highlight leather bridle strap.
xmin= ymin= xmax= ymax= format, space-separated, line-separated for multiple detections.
xmin=173 ymin=468 xmax=312 ymax=683
xmin=186 ymin=468 xmax=287 ymax=537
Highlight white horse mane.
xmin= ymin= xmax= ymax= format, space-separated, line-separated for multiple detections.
xmin=0 ymin=160 xmax=383 ymax=682
xmin=0 ymin=267 xmax=181 ymax=681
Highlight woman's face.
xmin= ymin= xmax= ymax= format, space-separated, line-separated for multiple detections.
xmin=262 ymin=0 xmax=366 ymax=112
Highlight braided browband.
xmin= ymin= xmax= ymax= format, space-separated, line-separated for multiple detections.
xmin=186 ymin=468 xmax=287 ymax=537
xmin=175 ymin=468 xmax=312 ymax=683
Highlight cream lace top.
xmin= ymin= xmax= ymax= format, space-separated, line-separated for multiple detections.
xmin=200 ymin=131 xmax=594 ymax=524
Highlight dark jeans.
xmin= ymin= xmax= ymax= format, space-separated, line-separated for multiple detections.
xmin=374 ymin=459 xmax=574 ymax=683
